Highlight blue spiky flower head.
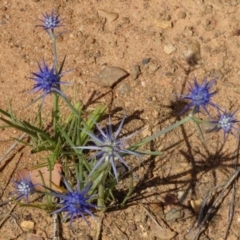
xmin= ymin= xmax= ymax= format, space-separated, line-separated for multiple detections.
xmin=38 ymin=11 xmax=62 ymax=32
xmin=180 ymin=77 xmax=219 ymax=115
xmin=75 ymin=116 xmax=141 ymax=182
xmin=209 ymin=110 xmax=240 ymax=139
xmin=11 ymin=174 xmax=35 ymax=202
xmin=49 ymin=177 xmax=97 ymax=227
xmin=30 ymin=59 xmax=68 ymax=105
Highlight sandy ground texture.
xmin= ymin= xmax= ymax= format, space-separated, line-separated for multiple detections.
xmin=1 ymin=0 xmax=240 ymax=239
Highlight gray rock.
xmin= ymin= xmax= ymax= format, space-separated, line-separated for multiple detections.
xmin=141 ymin=58 xmax=151 ymax=65
xmin=182 ymin=26 xmax=193 ymax=37
xmin=129 ymin=223 xmax=137 ymax=231
xmin=78 ymin=235 xmax=92 ymax=240
xmin=130 ymin=65 xmax=141 ymax=80
xmin=182 ymin=39 xmax=201 ymax=66
xmin=118 ymin=83 xmax=131 ymax=94
xmin=165 ymin=208 xmax=184 ymax=221
xmin=146 ymin=59 xmax=161 ymax=74
xmin=92 ymin=66 xmax=129 ymax=87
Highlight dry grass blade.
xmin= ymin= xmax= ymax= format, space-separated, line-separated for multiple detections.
xmin=223 ymin=137 xmax=240 ymax=240
xmin=139 ymin=203 xmax=163 ymax=229
xmin=0 ymin=133 xmax=26 ymax=163
xmin=139 ymin=203 xmax=177 ymax=239
xmin=0 ymin=203 xmax=17 ymax=229
xmin=95 ymin=212 xmax=104 ymax=240
xmin=224 ymin=179 xmax=236 ymax=240
xmin=52 ymin=213 xmax=59 ymax=240
xmin=190 ymin=140 xmax=240 ymax=240
xmin=0 ymin=200 xmax=12 ymax=207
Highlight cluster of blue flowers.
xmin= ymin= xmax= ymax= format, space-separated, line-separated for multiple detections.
xmin=180 ymin=77 xmax=240 ymax=138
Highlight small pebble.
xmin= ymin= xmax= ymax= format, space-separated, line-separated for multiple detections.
xmin=162 ymin=15 xmax=171 ymax=21
xmin=182 ymin=39 xmax=201 ymax=60
xmin=147 ymin=60 xmax=161 ymax=73
xmin=27 ymin=235 xmax=43 ymax=240
xmin=142 ymin=58 xmax=151 ymax=65
xmin=118 ymin=83 xmax=131 ymax=94
xmin=92 ymin=66 xmax=129 ymax=87
xmin=154 ymin=20 xmax=172 ymax=29
xmin=165 ymin=208 xmax=183 ymax=221
xmin=0 ymin=20 xmax=6 ymax=25
xmin=78 ymin=235 xmax=92 ymax=240
xmin=141 ymin=127 xmax=151 ymax=138
xmin=129 ymin=223 xmax=137 ymax=231
xmin=86 ymin=37 xmax=96 ymax=44
xmin=130 ymin=65 xmax=141 ymax=80
xmin=98 ymin=9 xmax=118 ymax=22
xmin=182 ymin=26 xmax=193 ymax=37
xmin=177 ymin=11 xmax=186 ymax=19
xmin=163 ymin=44 xmax=176 ymax=54
xmin=204 ymin=5 xmax=213 ymax=14
xmin=190 ymin=199 xmax=202 ymax=213
xmin=20 ymin=220 xmax=35 ymax=231
xmin=57 ymin=35 xmax=64 ymax=42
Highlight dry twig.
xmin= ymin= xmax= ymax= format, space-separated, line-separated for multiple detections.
xmin=0 ymin=203 xmax=17 ymax=229
xmin=190 ymin=139 xmax=240 ymax=240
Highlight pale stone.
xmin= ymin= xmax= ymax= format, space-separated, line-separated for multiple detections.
xmin=163 ymin=44 xmax=176 ymax=54
xmin=20 ymin=221 xmax=35 ymax=231
xmin=98 ymin=9 xmax=118 ymax=22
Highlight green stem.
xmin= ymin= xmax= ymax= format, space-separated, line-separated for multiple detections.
xmin=121 ymin=172 xmax=134 ymax=206
xmin=53 ymin=93 xmax=59 ymax=139
xmin=98 ymin=182 xmax=106 ymax=210
xmin=49 ymin=31 xmax=60 ymax=138
xmin=97 ymin=159 xmax=110 ymax=211
xmin=50 ymin=31 xmax=58 ymax=73
xmin=132 ymin=114 xmax=193 ymax=149
xmin=78 ymin=155 xmax=83 ymax=183
xmin=60 ymin=94 xmax=80 ymax=117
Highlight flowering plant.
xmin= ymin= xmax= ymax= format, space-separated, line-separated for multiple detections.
xmin=1 ymin=11 xmax=239 ymax=235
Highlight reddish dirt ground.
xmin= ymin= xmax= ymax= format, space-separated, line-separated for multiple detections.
xmin=1 ymin=0 xmax=240 ymax=239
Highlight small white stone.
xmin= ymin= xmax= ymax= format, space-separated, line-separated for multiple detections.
xmin=141 ymin=126 xmax=151 ymax=137
xmin=20 ymin=220 xmax=35 ymax=231
xmin=98 ymin=9 xmax=118 ymax=22
xmin=163 ymin=44 xmax=176 ymax=54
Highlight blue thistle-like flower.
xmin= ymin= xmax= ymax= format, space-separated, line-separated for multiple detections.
xmin=30 ymin=60 xmax=68 ymax=104
xmin=38 ymin=11 xmax=62 ymax=32
xmin=209 ymin=110 xmax=240 ymax=139
xmin=11 ymin=174 xmax=35 ymax=202
xmin=180 ymin=77 xmax=219 ymax=115
xmin=49 ymin=177 xmax=97 ymax=227
xmin=75 ymin=116 xmax=141 ymax=182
